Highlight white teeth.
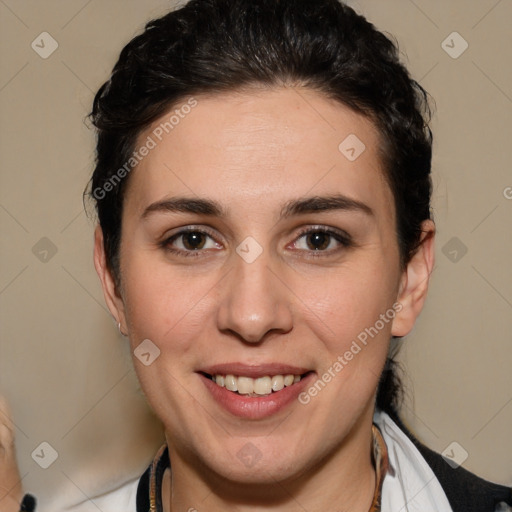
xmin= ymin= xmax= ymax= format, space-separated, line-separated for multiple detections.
xmin=284 ymin=374 xmax=295 ymax=386
xmin=212 ymin=373 xmax=303 ymax=396
xmin=224 ymin=374 xmax=238 ymax=392
xmin=254 ymin=376 xmax=272 ymax=395
xmin=237 ymin=376 xmax=254 ymax=395
xmin=271 ymin=375 xmax=284 ymax=392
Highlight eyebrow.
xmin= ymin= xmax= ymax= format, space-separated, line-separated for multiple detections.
xmin=141 ymin=194 xmax=373 ymax=220
xmin=142 ymin=197 xmax=226 ymax=219
xmin=280 ymin=195 xmax=373 ymax=218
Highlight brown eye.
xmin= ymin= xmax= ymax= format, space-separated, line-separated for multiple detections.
xmin=181 ymin=232 xmax=207 ymax=250
xmin=305 ymin=232 xmax=331 ymax=251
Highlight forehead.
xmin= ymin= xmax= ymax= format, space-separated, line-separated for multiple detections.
xmin=124 ymin=87 xmax=394 ymax=220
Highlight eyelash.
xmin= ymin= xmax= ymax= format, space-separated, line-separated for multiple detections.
xmin=293 ymin=226 xmax=353 ymax=258
xmin=160 ymin=226 xmax=352 ymax=259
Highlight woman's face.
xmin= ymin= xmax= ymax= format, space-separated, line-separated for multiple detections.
xmin=96 ymin=88 xmax=431 ymax=487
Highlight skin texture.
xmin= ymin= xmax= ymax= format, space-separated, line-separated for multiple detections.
xmin=0 ymin=396 xmax=23 ymax=512
xmin=95 ymin=87 xmax=435 ymax=511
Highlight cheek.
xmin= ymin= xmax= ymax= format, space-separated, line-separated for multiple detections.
xmin=296 ymin=260 xmax=399 ymax=348
xmin=120 ymin=255 xmax=218 ymax=416
xmin=293 ymin=267 xmax=397 ymax=421
xmin=121 ymin=252 xmax=217 ymax=351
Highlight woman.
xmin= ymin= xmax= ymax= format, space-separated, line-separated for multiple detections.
xmin=3 ymin=0 xmax=511 ymax=510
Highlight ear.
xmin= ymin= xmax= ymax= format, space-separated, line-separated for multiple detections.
xmin=391 ymin=220 xmax=435 ymax=337
xmin=94 ymin=225 xmax=127 ymax=333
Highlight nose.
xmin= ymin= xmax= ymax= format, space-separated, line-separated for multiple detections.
xmin=216 ymin=250 xmax=293 ymax=344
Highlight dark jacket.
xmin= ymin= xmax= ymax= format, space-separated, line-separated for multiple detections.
xmin=387 ymin=410 xmax=511 ymax=512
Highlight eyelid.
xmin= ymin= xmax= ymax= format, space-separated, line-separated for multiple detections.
xmin=165 ymin=224 xmax=217 ymax=236
xmin=293 ymin=225 xmax=352 ymax=244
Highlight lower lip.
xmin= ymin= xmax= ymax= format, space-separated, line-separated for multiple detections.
xmin=199 ymin=373 xmax=315 ymax=420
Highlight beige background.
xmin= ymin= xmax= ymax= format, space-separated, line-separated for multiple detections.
xmin=0 ymin=0 xmax=511 ymax=509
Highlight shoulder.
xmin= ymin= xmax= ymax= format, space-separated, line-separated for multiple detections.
xmin=386 ymin=409 xmax=512 ymax=512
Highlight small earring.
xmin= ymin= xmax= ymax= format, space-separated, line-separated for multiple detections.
xmin=117 ymin=322 xmax=127 ymax=337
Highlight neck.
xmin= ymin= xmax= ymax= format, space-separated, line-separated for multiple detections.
xmin=162 ymin=406 xmax=377 ymax=512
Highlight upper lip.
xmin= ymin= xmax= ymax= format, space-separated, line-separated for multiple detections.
xmin=199 ymin=363 xmax=312 ymax=379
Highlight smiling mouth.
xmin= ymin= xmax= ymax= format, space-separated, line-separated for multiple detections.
xmin=201 ymin=372 xmax=312 ymax=397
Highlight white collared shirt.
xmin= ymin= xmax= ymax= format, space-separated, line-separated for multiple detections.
xmin=373 ymin=409 xmax=453 ymax=512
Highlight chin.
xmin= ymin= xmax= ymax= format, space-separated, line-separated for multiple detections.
xmin=211 ymin=456 xmax=305 ymax=486
xmin=196 ymin=436 xmax=315 ymax=487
